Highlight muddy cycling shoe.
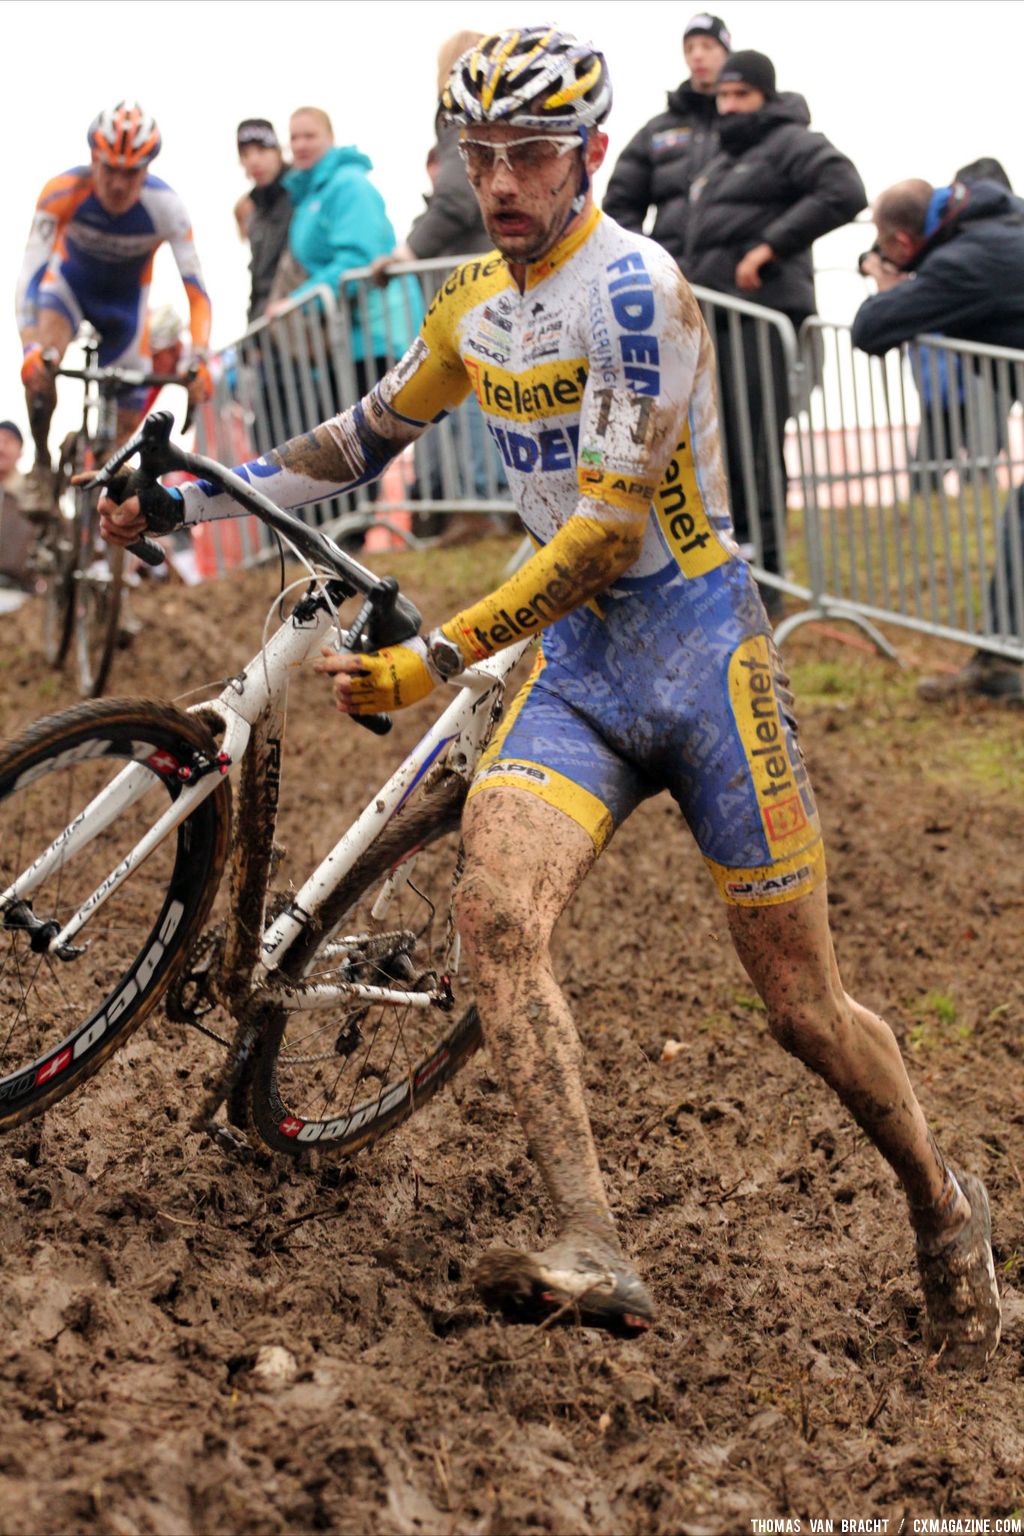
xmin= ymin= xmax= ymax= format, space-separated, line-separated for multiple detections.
xmin=473 ymin=1235 xmax=656 ymax=1336
xmin=917 ymin=650 xmax=1023 ymax=704
xmin=915 ymin=1170 xmax=1001 ymax=1368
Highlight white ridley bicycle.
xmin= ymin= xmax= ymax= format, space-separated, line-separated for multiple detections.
xmin=0 ymin=411 xmax=530 ymax=1157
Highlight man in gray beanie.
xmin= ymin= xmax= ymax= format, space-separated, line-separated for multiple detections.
xmin=603 ymin=13 xmax=732 ymax=264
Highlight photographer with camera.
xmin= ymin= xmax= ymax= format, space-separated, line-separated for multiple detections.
xmin=853 ymin=176 xmax=1024 ymax=702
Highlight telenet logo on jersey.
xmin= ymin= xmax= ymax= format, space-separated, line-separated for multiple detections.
xmin=464 ymin=355 xmax=589 ymax=422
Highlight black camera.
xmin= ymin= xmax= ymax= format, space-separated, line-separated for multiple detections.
xmin=858 ymin=244 xmax=901 ymax=277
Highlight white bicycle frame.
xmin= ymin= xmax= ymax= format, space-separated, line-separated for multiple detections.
xmin=3 ymin=591 xmax=532 ymax=1015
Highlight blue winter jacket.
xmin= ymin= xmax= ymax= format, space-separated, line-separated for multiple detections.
xmin=284 ymin=145 xmax=421 ymax=363
xmin=852 ymin=181 xmax=1024 ymax=356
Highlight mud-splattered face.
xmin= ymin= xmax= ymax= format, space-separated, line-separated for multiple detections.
xmin=461 ymin=124 xmax=608 ymax=266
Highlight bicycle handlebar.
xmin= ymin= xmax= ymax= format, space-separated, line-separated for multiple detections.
xmin=95 ymin=411 xmax=423 ymax=734
xmin=54 ymin=365 xmax=195 ymax=391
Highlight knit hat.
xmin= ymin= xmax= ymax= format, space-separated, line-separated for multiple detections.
xmin=0 ymin=420 xmax=23 ymax=443
xmin=237 ymin=118 xmax=280 ymax=151
xmin=718 ymin=49 xmax=776 ymax=98
xmin=683 ymin=13 xmax=731 ymax=49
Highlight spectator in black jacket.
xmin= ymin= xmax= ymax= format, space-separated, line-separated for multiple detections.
xmin=370 ymin=30 xmax=489 ymax=276
xmin=235 ymin=119 xmax=291 ymax=323
xmin=684 ymin=50 xmax=865 ymax=604
xmin=854 ymin=177 xmax=1024 ymax=702
xmin=603 ymin=13 xmax=732 ymax=262
xmin=955 ymin=157 xmax=1012 ymax=192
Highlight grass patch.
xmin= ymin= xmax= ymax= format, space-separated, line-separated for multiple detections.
xmin=906 ymin=989 xmax=972 ymax=1052
xmin=784 ymin=630 xmax=1023 ymax=795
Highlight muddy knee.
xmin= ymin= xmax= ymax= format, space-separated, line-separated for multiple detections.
xmin=455 ymin=864 xmax=544 ymax=969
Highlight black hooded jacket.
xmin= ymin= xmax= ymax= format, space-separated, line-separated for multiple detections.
xmin=407 ymin=120 xmax=490 ymax=261
xmin=682 ymin=93 xmax=866 ymax=325
xmin=852 ymin=180 xmax=1024 ymax=355
xmin=602 ymin=81 xmax=721 ymax=263
xmin=247 ymin=172 xmax=292 ymax=323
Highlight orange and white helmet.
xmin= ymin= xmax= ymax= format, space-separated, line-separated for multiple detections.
xmin=88 ymin=101 xmax=162 ymax=169
xmin=441 ymin=28 xmax=612 ymax=131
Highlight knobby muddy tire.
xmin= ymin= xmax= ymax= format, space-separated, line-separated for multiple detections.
xmin=74 ymin=498 xmax=124 ymax=698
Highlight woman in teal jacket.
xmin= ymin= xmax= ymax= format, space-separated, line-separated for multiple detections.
xmin=282 ymin=107 xmax=421 ymax=384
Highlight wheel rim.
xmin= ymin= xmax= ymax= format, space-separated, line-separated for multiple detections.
xmin=262 ymin=826 xmax=475 ymax=1146
xmin=0 ymin=733 xmax=187 ymax=1099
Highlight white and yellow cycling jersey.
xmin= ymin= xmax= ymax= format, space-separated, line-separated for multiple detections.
xmin=377 ymin=205 xmax=739 ymax=603
xmin=180 ymin=207 xmax=824 ymax=908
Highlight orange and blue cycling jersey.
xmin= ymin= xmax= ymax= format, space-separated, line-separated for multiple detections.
xmin=16 ymin=167 xmax=211 ymax=382
xmin=179 ymin=206 xmax=824 ymax=907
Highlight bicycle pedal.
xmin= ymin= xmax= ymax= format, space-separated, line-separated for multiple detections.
xmin=202 ymin=1121 xmax=255 ymax=1161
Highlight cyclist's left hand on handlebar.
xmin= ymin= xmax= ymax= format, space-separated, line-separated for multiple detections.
xmin=98 ymin=475 xmax=184 ymax=547
xmin=315 ymin=639 xmax=437 ymax=715
xmin=100 ymin=498 xmax=145 ymax=546
xmin=187 ymin=360 xmax=213 ymax=407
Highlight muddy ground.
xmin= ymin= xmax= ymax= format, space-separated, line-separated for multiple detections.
xmin=0 ymin=543 xmax=1021 ymax=1536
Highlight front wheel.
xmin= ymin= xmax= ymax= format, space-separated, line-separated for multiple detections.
xmin=244 ymin=771 xmax=483 ymax=1158
xmin=74 ymin=494 xmax=125 ymax=698
xmin=0 ymin=699 xmax=231 ymax=1130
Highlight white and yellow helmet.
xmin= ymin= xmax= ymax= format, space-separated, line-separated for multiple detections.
xmin=441 ymin=27 xmax=612 ymax=131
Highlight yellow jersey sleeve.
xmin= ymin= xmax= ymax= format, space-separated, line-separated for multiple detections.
xmin=380 ymin=253 xmax=512 ymax=426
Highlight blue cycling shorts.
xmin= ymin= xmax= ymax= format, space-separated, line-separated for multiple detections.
xmin=466 ymin=559 xmax=826 ymax=908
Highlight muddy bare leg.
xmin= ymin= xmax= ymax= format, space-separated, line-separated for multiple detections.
xmin=457 ymin=787 xmax=610 ymax=1235
xmin=728 ymin=884 xmax=999 ymax=1364
xmin=23 ymin=311 xmax=72 ymax=468
xmin=456 ymin=788 xmax=653 ymax=1327
xmin=727 ymin=884 xmax=957 ymax=1219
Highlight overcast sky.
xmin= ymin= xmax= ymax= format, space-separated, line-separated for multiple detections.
xmin=4 ymin=0 xmax=1022 ymax=457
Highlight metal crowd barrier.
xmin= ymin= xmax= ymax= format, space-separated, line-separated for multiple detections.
xmin=194 ymin=253 xmax=1023 ymax=663
xmin=193 ymin=260 xmax=798 ymax=587
xmin=783 ymin=321 xmax=1024 ymax=661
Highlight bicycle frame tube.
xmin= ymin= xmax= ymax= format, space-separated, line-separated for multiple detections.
xmin=257 ymin=639 xmax=531 ymax=973
xmin=1 ymin=756 xmax=177 ymax=911
xmin=13 ymin=605 xmax=318 ymax=958
xmin=49 ymin=776 xmax=220 ymax=952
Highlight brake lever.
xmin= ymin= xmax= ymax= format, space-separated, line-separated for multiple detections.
xmin=86 ymin=412 xmax=182 ymax=568
xmin=340 ymin=578 xmax=402 ymax=737
xmin=90 ymin=409 xmax=178 ymax=489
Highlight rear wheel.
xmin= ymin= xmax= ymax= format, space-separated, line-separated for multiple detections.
xmin=0 ymin=699 xmax=231 ymax=1130
xmin=74 ymin=494 xmax=124 ymax=698
xmin=245 ymin=771 xmax=483 ymax=1159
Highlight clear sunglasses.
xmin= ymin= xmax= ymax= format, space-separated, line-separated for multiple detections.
xmin=458 ymin=134 xmax=580 ymax=178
